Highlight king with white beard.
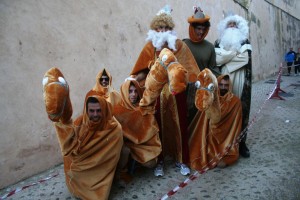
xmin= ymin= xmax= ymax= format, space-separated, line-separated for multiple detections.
xmin=214 ymin=14 xmax=252 ymax=158
xmin=129 ymin=5 xmax=199 ymax=177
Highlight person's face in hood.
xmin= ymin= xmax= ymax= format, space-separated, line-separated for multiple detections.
xmin=219 ymin=78 xmax=230 ymax=96
xmin=100 ymin=75 xmax=109 ymax=87
xmin=87 ymin=102 xmax=102 ymax=122
xmin=194 ymin=25 xmax=207 ymax=40
xmin=129 ymin=84 xmax=139 ymax=105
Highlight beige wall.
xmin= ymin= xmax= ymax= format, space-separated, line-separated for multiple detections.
xmin=0 ymin=0 xmax=299 ymax=188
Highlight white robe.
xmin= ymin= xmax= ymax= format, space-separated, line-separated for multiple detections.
xmin=215 ymin=44 xmax=252 ymax=98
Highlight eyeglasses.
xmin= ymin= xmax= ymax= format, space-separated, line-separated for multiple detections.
xmin=100 ymin=77 xmax=109 ymax=81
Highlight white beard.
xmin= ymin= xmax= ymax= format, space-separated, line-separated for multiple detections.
xmin=219 ymin=28 xmax=247 ymax=52
xmin=146 ymin=30 xmax=177 ymax=51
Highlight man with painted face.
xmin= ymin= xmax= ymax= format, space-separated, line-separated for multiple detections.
xmin=114 ymin=80 xmax=161 ymax=177
xmin=129 ymin=5 xmax=199 ymax=177
xmin=183 ymin=6 xmax=217 ymax=125
xmin=189 ymin=74 xmax=242 ymax=171
xmin=214 ymin=14 xmax=252 ymax=158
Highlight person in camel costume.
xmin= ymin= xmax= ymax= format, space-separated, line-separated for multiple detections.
xmin=114 ymin=79 xmax=162 ymax=170
xmin=92 ymin=68 xmax=122 ymax=108
xmin=42 ymin=67 xmax=123 ymax=200
xmin=189 ymin=70 xmax=242 ymax=171
xmin=214 ymin=13 xmax=252 ymax=158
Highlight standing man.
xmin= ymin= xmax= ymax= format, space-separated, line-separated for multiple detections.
xmin=183 ymin=6 xmax=216 ymax=72
xmin=214 ymin=14 xmax=252 ymax=158
xmin=183 ymin=6 xmax=217 ymax=124
xmin=42 ymin=68 xmax=123 ymax=200
xmin=284 ymin=48 xmax=297 ymax=76
xmin=129 ymin=5 xmax=199 ymax=176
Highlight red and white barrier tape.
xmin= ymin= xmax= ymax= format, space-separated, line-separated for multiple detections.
xmin=159 ymin=66 xmax=283 ymax=200
xmin=0 ymin=173 xmax=59 ymax=200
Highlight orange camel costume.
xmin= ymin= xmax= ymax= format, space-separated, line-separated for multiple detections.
xmin=189 ymin=70 xmax=242 ymax=171
xmin=130 ymin=37 xmax=199 ymax=165
xmin=42 ymin=68 xmax=123 ymax=200
xmin=114 ymin=79 xmax=161 ymax=165
xmin=93 ymin=68 xmax=122 ymax=108
xmin=139 ymin=48 xmax=188 ymax=115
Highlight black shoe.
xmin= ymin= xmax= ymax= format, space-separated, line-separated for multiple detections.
xmin=239 ymin=142 xmax=250 ymax=158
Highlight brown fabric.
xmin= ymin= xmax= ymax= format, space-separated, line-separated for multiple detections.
xmin=47 ymin=87 xmax=123 ymax=200
xmin=93 ymin=68 xmax=122 ymax=108
xmin=130 ymin=40 xmax=199 ymax=83
xmin=189 ymin=72 xmax=242 ymax=171
xmin=131 ymin=41 xmax=198 ymax=164
xmin=159 ymin=85 xmax=189 ymax=163
xmin=188 ymin=24 xmax=209 ymax=43
xmin=114 ymin=80 xmax=161 ymax=164
xmin=42 ymin=67 xmax=72 ymax=123
xmin=139 ymin=48 xmax=188 ymax=115
xmin=194 ymin=69 xmax=219 ymax=111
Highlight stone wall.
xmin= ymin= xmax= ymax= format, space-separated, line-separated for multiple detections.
xmin=0 ymin=0 xmax=299 ymax=188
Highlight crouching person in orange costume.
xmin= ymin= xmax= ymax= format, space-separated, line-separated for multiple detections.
xmin=114 ymin=79 xmax=162 ymax=172
xmin=189 ymin=72 xmax=242 ymax=171
xmin=42 ymin=67 xmax=123 ymax=200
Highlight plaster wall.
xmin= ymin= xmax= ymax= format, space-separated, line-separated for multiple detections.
xmin=0 ymin=0 xmax=299 ymax=188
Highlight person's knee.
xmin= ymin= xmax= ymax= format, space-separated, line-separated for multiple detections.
xmin=142 ymin=158 xmax=157 ymax=168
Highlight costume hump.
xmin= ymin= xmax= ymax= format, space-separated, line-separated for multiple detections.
xmin=189 ymin=72 xmax=242 ymax=171
xmin=114 ymin=80 xmax=161 ymax=164
xmin=42 ymin=68 xmax=123 ymax=200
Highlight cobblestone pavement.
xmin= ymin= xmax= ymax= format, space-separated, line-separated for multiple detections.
xmin=1 ymin=74 xmax=300 ymax=200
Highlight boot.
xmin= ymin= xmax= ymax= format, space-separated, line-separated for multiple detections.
xmin=239 ymin=141 xmax=250 ymax=158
